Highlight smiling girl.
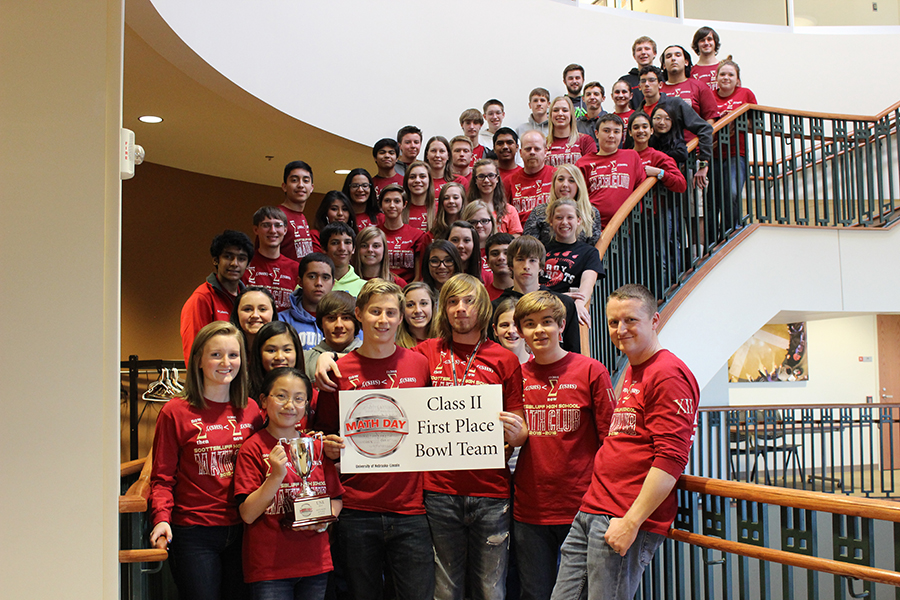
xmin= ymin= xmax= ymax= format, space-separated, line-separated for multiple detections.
xmin=149 ymin=322 xmax=264 ymax=600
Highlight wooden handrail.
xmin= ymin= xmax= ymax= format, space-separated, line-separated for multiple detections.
xmin=673 ymin=475 xmax=900 ymax=587
xmin=121 ymin=456 xmax=146 ymax=477
xmin=119 ymin=548 xmax=168 ymax=564
xmin=668 ymin=529 xmax=900 ymax=588
xmin=119 ymin=450 xmax=153 ymax=514
xmin=679 ymin=475 xmax=900 ymax=523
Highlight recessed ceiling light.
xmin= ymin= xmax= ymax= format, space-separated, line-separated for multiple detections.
xmin=334 ymin=169 xmax=351 ymax=175
xmin=139 ymin=115 xmax=163 ymax=124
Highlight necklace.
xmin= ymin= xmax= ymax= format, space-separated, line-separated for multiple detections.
xmin=448 ymin=339 xmax=484 ymax=386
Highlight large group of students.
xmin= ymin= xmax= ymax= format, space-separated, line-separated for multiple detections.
xmin=152 ymin=26 xmax=752 ymax=600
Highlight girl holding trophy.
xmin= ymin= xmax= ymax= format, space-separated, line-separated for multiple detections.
xmin=235 ymin=367 xmax=343 ymax=600
xmin=149 ymin=321 xmax=264 ymax=600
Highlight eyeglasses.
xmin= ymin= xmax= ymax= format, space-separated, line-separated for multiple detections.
xmin=469 ymin=218 xmax=493 ymax=227
xmin=258 ymin=221 xmax=285 ymax=230
xmin=652 ymin=116 xmax=672 ymax=123
xmin=349 ymin=183 xmax=370 ymax=190
xmin=269 ymin=392 xmax=306 ymax=407
xmin=475 ymin=173 xmax=498 ymax=181
xmin=639 ymin=78 xmax=658 ymax=85
xmin=429 ymin=257 xmax=456 ymax=267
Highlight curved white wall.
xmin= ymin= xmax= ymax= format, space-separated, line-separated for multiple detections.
xmin=149 ymin=0 xmax=900 ymax=149
xmin=660 ymin=224 xmax=900 ymax=392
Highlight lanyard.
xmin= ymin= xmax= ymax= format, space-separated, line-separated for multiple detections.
xmin=449 ymin=339 xmax=483 ymax=387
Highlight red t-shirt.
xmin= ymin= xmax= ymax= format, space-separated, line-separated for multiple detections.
xmin=715 ymin=87 xmax=758 ymax=157
xmin=486 ymin=282 xmax=508 ymax=301
xmin=150 ymin=398 xmax=264 ymax=527
xmin=515 ymin=353 xmax=614 ymax=525
xmin=356 ymin=212 xmax=386 ymax=232
xmin=279 ymin=205 xmax=314 ymax=262
xmin=499 ymin=165 xmax=523 ymax=194
xmin=316 ymin=347 xmax=430 ymax=514
xmin=691 ymin=63 xmax=718 ymax=91
xmin=636 ymin=147 xmax=687 ymax=194
xmin=660 ymin=79 xmax=720 ymax=142
xmin=180 ymin=276 xmax=239 ymax=364
xmin=413 ymin=337 xmax=524 ymax=498
xmin=661 ymin=79 xmax=720 ymax=121
xmin=545 ymin=134 xmax=598 ymax=167
xmin=373 ymin=173 xmax=404 ymax=197
xmin=378 ymin=223 xmax=427 ymax=284
xmin=505 ymin=164 xmax=556 ymax=222
xmin=407 ymin=202 xmax=433 ymax=233
xmin=576 ymin=149 xmax=647 ymax=229
xmin=472 ymin=145 xmax=488 ymax=165
xmin=243 ymin=253 xmax=300 ymax=311
xmin=581 ymin=350 xmax=700 ymax=535
xmin=615 ymin=109 xmax=635 ymax=127
xmin=234 ymin=430 xmax=343 ymax=582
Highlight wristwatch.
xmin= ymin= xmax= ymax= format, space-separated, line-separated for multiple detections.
xmin=697 ymin=160 xmax=709 ymax=169
xmin=656 ymin=169 xmax=665 ymax=180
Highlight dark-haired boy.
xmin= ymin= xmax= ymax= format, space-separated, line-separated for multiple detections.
xmin=321 ymin=222 xmax=365 ymax=297
xmin=485 ymin=232 xmax=514 ymax=301
xmin=691 ymin=26 xmax=721 ymax=91
xmin=314 ymin=279 xmax=436 ymax=600
xmin=660 ymin=45 xmax=719 ymax=126
xmin=372 ymin=138 xmax=404 ymax=196
xmin=180 ymin=230 xmax=253 ymax=363
xmin=377 ymin=185 xmax=427 ymax=284
xmin=396 ymin=125 xmax=423 ymax=176
xmin=304 ymin=290 xmax=362 ymax=382
xmin=281 ymin=253 xmax=335 ymax=351
xmin=244 ymin=206 xmax=299 ymax=311
xmin=280 ymin=160 xmax=316 ymax=262
xmin=492 ymin=236 xmax=581 ymax=355
xmin=514 ymin=291 xmax=614 ymax=600
xmin=494 ymin=128 xmax=523 ymax=188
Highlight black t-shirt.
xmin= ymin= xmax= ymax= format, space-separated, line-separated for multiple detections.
xmin=540 ymin=240 xmax=604 ymax=292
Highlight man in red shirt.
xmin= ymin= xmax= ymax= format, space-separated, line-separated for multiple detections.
xmin=244 ymin=206 xmax=299 ymax=311
xmin=514 ymin=291 xmax=614 ymax=600
xmin=660 ymin=45 xmax=719 ymax=126
xmin=550 ymin=284 xmax=699 ymax=600
xmin=494 ymin=128 xmax=523 ymax=188
xmin=691 ymin=26 xmax=721 ymax=91
xmin=315 ymin=279 xmax=435 ymax=600
xmin=506 ymin=131 xmax=555 ymax=222
xmin=413 ymin=273 xmax=527 ymax=600
xmin=279 ymin=160 xmax=316 ymax=262
xmin=180 ymin=230 xmax=253 ymax=363
xmin=576 ymin=114 xmax=646 ymax=229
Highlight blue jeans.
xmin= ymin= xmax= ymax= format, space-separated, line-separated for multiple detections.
xmin=169 ymin=523 xmax=249 ymax=600
xmin=251 ymin=573 xmax=328 ymax=600
xmin=550 ymin=512 xmax=664 ymax=600
xmin=425 ymin=492 xmax=510 ymax=600
xmin=513 ymin=520 xmax=572 ymax=600
xmin=337 ymin=508 xmax=434 ymax=600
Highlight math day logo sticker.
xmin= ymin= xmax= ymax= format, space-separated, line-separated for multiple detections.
xmin=345 ymin=394 xmax=409 ymax=458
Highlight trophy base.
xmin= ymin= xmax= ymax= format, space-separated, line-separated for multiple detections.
xmin=288 ymin=494 xmax=336 ymax=529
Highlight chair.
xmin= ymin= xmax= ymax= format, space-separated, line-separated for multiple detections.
xmin=729 ymin=410 xmax=804 ymax=485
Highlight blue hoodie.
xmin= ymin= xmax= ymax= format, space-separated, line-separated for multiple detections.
xmin=279 ymin=290 xmax=324 ymax=351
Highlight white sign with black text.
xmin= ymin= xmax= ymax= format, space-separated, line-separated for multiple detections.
xmin=339 ymin=384 xmax=504 ymax=473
